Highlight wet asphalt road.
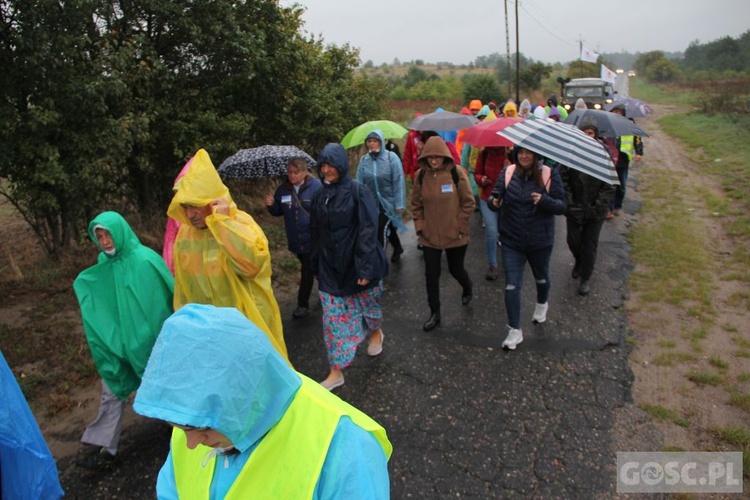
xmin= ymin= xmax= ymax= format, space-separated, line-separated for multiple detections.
xmin=284 ymin=208 xmax=637 ymax=498
xmin=58 ymin=200 xmax=639 ymax=498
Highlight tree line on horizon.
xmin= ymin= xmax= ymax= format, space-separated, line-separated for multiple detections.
xmin=362 ymin=30 xmax=750 ymax=99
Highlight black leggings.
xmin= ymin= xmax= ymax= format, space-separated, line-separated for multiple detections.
xmin=296 ymin=252 xmax=314 ymax=308
xmin=422 ymin=245 xmax=472 ymax=312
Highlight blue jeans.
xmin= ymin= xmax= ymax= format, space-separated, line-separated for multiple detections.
xmin=479 ymin=199 xmax=498 ymax=267
xmin=501 ymin=245 xmax=553 ymax=329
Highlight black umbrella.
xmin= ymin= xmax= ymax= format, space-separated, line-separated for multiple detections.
xmin=217 ymin=145 xmax=316 ymax=179
xmin=564 ymin=109 xmax=649 ymax=138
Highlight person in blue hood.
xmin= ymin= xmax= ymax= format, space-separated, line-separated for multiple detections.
xmin=310 ymin=143 xmax=388 ymax=390
xmin=356 ymin=129 xmax=407 ymax=263
xmin=133 ymin=304 xmax=392 ymax=499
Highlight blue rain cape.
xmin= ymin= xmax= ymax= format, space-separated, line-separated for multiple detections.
xmin=134 ymin=304 xmax=390 ymax=499
xmin=0 ymin=350 xmax=64 ymax=500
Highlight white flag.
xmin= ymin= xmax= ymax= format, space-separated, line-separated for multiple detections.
xmin=580 ymin=45 xmax=599 ymax=63
xmin=600 ymin=64 xmax=617 ymax=84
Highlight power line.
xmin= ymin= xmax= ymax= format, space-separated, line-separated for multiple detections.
xmin=518 ymin=1 xmax=577 ymax=46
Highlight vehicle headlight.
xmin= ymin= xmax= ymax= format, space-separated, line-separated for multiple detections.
xmin=564 ymin=104 xmax=571 ymax=110
xmin=594 ymin=103 xmax=601 ymax=109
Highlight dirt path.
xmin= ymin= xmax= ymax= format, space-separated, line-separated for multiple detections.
xmin=612 ymin=103 xmax=750 ymax=457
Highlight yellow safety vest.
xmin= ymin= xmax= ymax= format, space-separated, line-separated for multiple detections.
xmin=171 ymin=376 xmax=392 ymax=500
xmin=619 ymin=135 xmax=635 ymax=161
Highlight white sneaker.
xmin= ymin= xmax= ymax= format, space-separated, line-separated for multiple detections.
xmin=502 ymin=328 xmax=524 ymax=350
xmin=532 ymin=302 xmax=548 ymax=324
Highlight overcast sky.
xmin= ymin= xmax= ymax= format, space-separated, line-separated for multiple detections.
xmin=281 ymin=0 xmax=749 ymax=66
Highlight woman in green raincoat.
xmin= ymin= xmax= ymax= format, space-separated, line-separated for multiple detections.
xmin=73 ymin=211 xmax=174 ymax=468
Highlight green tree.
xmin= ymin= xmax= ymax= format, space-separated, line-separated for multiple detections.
xmin=634 ymin=51 xmax=666 ymax=75
xmin=402 ymin=65 xmax=429 ymax=88
xmin=462 ymin=74 xmax=504 ymax=105
xmin=0 ymin=0 xmax=135 ymax=252
xmin=646 ymin=59 xmax=683 ymax=82
xmin=1 ymin=0 xmax=385 ymax=253
xmin=519 ymin=62 xmax=553 ymax=91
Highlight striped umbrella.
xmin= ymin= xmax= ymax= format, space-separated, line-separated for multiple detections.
xmin=498 ymin=119 xmax=619 ymax=185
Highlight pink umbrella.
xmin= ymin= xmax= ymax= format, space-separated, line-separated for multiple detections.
xmin=461 ymin=117 xmax=523 ymax=148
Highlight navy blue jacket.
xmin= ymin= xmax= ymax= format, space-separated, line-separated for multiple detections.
xmin=491 ymin=163 xmax=567 ymax=251
xmin=267 ymin=175 xmax=322 ymax=254
xmin=310 ymin=143 xmax=387 ymax=296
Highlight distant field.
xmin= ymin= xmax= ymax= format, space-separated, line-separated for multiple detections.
xmin=359 ymin=64 xmax=496 ymax=80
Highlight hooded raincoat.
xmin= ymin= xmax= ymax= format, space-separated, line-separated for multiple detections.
xmin=166 ymin=149 xmax=288 ymax=361
xmin=502 ymin=101 xmax=518 ymax=118
xmin=356 ymin=129 xmax=407 ymax=235
xmin=134 ymin=304 xmax=392 ymax=500
xmin=73 ymin=211 xmax=174 ymax=400
xmin=412 ymin=137 xmax=476 ymax=250
xmin=310 ymin=143 xmax=387 ymax=297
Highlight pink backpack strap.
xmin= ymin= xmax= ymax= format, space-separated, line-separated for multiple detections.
xmin=541 ymin=165 xmax=551 ymax=193
xmin=504 ymin=164 xmax=516 ymax=187
xmin=505 ymin=164 xmax=551 ymax=193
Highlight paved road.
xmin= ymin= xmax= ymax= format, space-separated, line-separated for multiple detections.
xmin=59 ymin=195 xmax=642 ymax=498
xmin=615 ymin=73 xmax=630 ymax=98
xmin=285 ymin=207 xmax=637 ymax=497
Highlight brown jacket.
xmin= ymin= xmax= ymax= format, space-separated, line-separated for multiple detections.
xmin=411 ymin=137 xmax=476 ymax=249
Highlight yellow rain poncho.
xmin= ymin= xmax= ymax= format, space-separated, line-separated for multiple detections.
xmin=166 ymin=149 xmax=289 ymax=361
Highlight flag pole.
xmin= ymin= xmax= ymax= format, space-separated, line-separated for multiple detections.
xmin=579 ymin=36 xmax=583 ymax=78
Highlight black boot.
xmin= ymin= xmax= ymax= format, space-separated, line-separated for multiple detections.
xmin=461 ymin=280 xmax=473 ymax=306
xmin=423 ymin=311 xmax=441 ymax=331
xmin=391 ymin=247 xmax=404 ymax=263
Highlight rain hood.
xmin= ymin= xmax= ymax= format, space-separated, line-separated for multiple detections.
xmin=167 ymin=149 xmax=236 ymax=225
xmin=134 ymin=304 xmax=301 ymax=453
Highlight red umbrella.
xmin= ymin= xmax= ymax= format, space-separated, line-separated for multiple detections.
xmin=462 ymin=117 xmax=523 ymax=147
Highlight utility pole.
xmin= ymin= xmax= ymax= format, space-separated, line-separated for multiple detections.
xmin=515 ymin=0 xmax=520 ymax=103
xmin=504 ymin=0 xmax=511 ymax=97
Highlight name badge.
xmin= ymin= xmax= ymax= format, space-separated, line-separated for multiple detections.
xmin=281 ymin=195 xmax=292 ymax=203
xmin=441 ymin=184 xmax=454 ymax=193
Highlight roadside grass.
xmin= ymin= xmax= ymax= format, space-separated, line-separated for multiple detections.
xmin=629 ymin=80 xmax=750 ymax=447
xmin=629 ymin=77 xmax=698 ymax=108
xmin=627 ymin=166 xmax=715 ymax=322
xmin=640 ymin=404 xmax=689 ymax=427
xmin=728 ymin=392 xmax=750 ymax=411
xmin=712 ymin=426 xmax=750 ymax=477
xmin=685 ymin=371 xmax=724 ymax=386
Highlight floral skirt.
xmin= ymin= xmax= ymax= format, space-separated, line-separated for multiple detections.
xmin=320 ymin=282 xmax=383 ymax=370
